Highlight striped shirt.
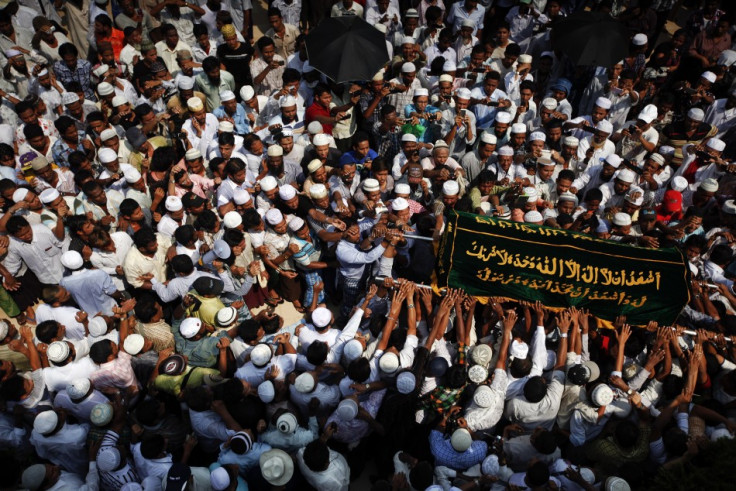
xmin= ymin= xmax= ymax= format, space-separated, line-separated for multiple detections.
xmin=98 ymin=430 xmax=140 ymax=490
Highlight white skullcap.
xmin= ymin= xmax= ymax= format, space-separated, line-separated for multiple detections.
xmin=511 ymin=123 xmax=527 ymax=134
xmin=710 ymin=427 xmax=734 ymax=441
xmin=605 ymin=154 xmax=622 ymax=168
xmin=558 ymin=192 xmax=579 ymax=205
xmin=312 ymin=307 xmax=332 ymax=328
xmin=474 ymin=385 xmax=495 ymax=408
xmin=288 ymin=216 xmax=305 ymax=232
xmin=233 ymin=188 xmax=251 ymax=205
xmin=90 ymin=402 xmax=113 ymax=426
xmin=671 ymin=176 xmax=688 ymax=192
xmin=100 ymin=128 xmax=117 ymax=141
xmin=595 ymin=96 xmax=612 ymax=109
xmin=596 ymin=120 xmax=613 ymax=133
xmin=498 ymin=146 xmax=514 ymax=156
xmin=215 ymin=307 xmax=238 ymax=327
xmin=3 ymin=48 xmax=21 ymax=58
xmin=309 ymin=184 xmax=328 ymax=199
xmin=362 ymin=178 xmax=380 ymax=192
xmin=47 ymin=341 xmax=70 ymax=363
xmin=392 ymin=197 xmax=409 ymax=211
xmin=223 ymin=211 xmax=242 ymax=229
xmin=66 ymin=378 xmax=91 ymax=400
xmin=439 ymin=74 xmax=454 ymax=84
xmin=93 ymin=64 xmax=110 ymax=78
xmin=649 ymin=153 xmax=665 ymax=165
xmin=564 ymin=136 xmax=579 ymax=146
xmin=529 ymin=131 xmax=546 ymax=142
xmin=267 ymin=144 xmax=284 ymax=157
xmin=276 ymin=412 xmax=297 ymax=434
xmin=451 ymin=428 xmax=473 ymax=452
xmin=240 ymin=85 xmax=255 ymax=101
xmin=414 ymin=88 xmax=429 ymax=97
xmin=258 ymin=380 xmax=275 ymax=403
xmin=480 ymin=132 xmax=497 ymax=145
xmin=97 ymin=82 xmax=114 ymax=96
xmin=612 ymin=212 xmax=632 ymax=226
xmin=210 ymin=467 xmax=230 ymax=491
xmin=0 ymin=320 xmax=7 ymax=340
xmin=219 ymin=90 xmax=236 ymax=102
xmin=112 ymin=96 xmax=127 ymax=107
xmin=88 ymin=316 xmax=108 ymax=337
xmin=98 ymin=147 xmax=118 ymax=164
xmin=187 ymin=97 xmax=204 ymax=112
xmin=97 ymin=447 xmax=121 ymax=472
xmin=278 ymin=184 xmax=297 ymax=200
xmin=343 ymin=339 xmax=363 ymax=362
xmin=178 ymin=76 xmax=195 ymax=90
xmin=510 ymin=340 xmax=529 ymax=359
xmin=688 ymin=107 xmax=705 ymax=121
xmin=260 ymin=176 xmax=278 ymax=191
xmin=379 ymin=352 xmax=400 ymax=374
xmin=61 ymin=250 xmax=84 ymax=270
xmin=123 ymin=333 xmax=145 ymax=355
xmin=632 ymin=33 xmax=648 ymax=46
xmin=251 ymin=343 xmax=272 ymax=367
xmin=456 ymin=87 xmax=472 ymax=100
xmin=401 ymin=62 xmax=416 ymax=73
xmin=279 ymin=95 xmax=297 ymax=108
xmin=179 ymin=317 xmax=202 ymax=339
xmin=472 ymin=344 xmax=493 ymax=366
xmin=707 ymin=138 xmax=726 ymax=152
xmin=442 ymin=180 xmax=460 ymax=196
xmin=336 ymin=398 xmax=359 ymax=421
xmin=401 ymin=133 xmax=417 ymax=143
xmin=62 ymin=92 xmax=79 ymax=105
xmin=396 ymin=371 xmax=416 ymax=394
xmin=307 ymin=160 xmax=323 ymax=174
xmin=313 ymin=133 xmax=330 ymax=146
xmin=307 ymin=121 xmax=323 ymax=134
xmin=494 ymin=111 xmax=512 ymax=124
xmin=265 ymin=208 xmax=284 ymax=226
xmin=442 ymin=60 xmax=457 ymax=72
xmin=401 ymin=36 xmax=414 ymax=46
xmin=591 ymin=384 xmax=615 ymax=406
xmin=701 ymin=71 xmax=717 ymax=83
xmin=218 ymin=121 xmax=234 ymax=133
xmin=372 ymin=69 xmax=384 ymax=81
xmin=524 ymin=210 xmax=543 ymax=223
xmin=624 ymin=194 xmax=643 ymax=206
xmin=616 ymin=169 xmax=636 ymax=183
xmin=468 ymin=364 xmax=488 ymax=383
xmin=12 ymin=188 xmax=28 ymax=203
xmin=33 ymin=410 xmax=59 ymax=435
xmin=294 ymin=372 xmax=316 ymax=393
xmin=518 ymin=54 xmax=533 ymax=64
xmin=394 ymin=183 xmax=411 ymax=195
xmin=700 ymin=178 xmax=719 ymax=192
xmin=212 ymin=240 xmax=231 ymax=259
xmin=39 ymin=188 xmax=60 ymax=204
xmin=723 ymin=200 xmax=736 ymax=215
xmin=165 ymin=196 xmax=183 ymax=212
xmin=482 ymin=454 xmax=500 ymax=476
xmin=541 ymin=97 xmax=558 ymax=110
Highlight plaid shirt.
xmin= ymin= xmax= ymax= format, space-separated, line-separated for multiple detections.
xmin=51 ymin=130 xmax=88 ymax=168
xmin=53 ymin=58 xmax=95 ymax=100
xmin=372 ymin=121 xmax=402 ymax=163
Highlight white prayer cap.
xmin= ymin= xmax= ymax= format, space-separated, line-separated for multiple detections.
xmin=178 ymin=76 xmax=195 ymax=90
xmin=112 ymin=96 xmax=127 ymax=107
xmin=93 ymin=64 xmax=110 ymax=78
xmin=701 ymin=71 xmax=716 ymax=84
xmin=670 ymin=176 xmax=688 ymax=192
xmin=563 ymin=136 xmax=579 ymax=147
xmin=362 ymin=178 xmax=380 ymax=192
xmin=396 ymin=371 xmax=416 ymax=394
xmin=524 ymin=210 xmax=543 ymax=223
xmin=394 ymin=183 xmax=411 ymax=195
xmin=400 ymin=36 xmax=414 ymax=46
xmin=90 ymin=402 xmax=113 ymax=426
xmin=100 ymin=128 xmax=118 ymax=141
xmin=219 ymin=90 xmax=236 ymax=102
xmin=308 ymin=121 xmax=323 ymax=134
xmin=442 ymin=180 xmax=460 ymax=196
xmin=461 ymin=19 xmax=475 ymax=28
xmin=718 ymin=49 xmax=736 ymax=67
xmin=707 ymin=138 xmax=726 ymax=152
xmin=39 ymin=188 xmax=60 ymax=204
xmin=265 ymin=208 xmax=284 ymax=225
xmin=212 ymin=240 xmax=231 ymax=259
xmin=88 ymin=316 xmax=108 ymax=337
xmin=47 ymin=341 xmax=70 ymax=363
xmin=456 ymin=88 xmax=472 ymax=100
xmin=649 ymin=153 xmax=665 ymax=165
xmin=558 ymin=192 xmax=579 ymax=205
xmin=97 ymin=447 xmax=121 ymax=472
xmin=218 ymin=121 xmax=234 ymax=133
xmin=605 ymin=154 xmax=622 ymax=168
xmin=97 ymin=82 xmax=114 ymax=96
xmin=482 ymin=454 xmax=500 ymax=476
xmin=511 ymin=123 xmax=527 ymax=134
xmin=474 ymin=385 xmax=495 ymax=408
xmin=268 ymin=144 xmax=284 ymax=157
xmin=472 ymin=344 xmax=493 ymax=366
xmin=439 ymin=74 xmax=453 ymax=84
xmin=223 ymin=211 xmax=242 ymax=229
xmin=498 ymin=145 xmax=514 ymax=156
xmin=591 ymin=384 xmax=615 ymax=406
xmin=616 ymin=169 xmax=636 ymax=183
xmin=414 ymin=88 xmax=429 ymax=97
xmin=210 ymin=467 xmax=230 ymax=491
xmin=723 ymin=200 xmax=736 ymax=215
xmin=442 ymin=60 xmax=456 ymax=72
xmin=62 ymin=92 xmax=79 ymax=105
xmin=529 ymin=131 xmax=546 ymax=142
xmin=401 ymin=133 xmax=417 ymax=143
xmin=278 ymin=184 xmax=297 ymax=200
xmin=612 ymin=212 xmax=632 ymax=227
xmin=596 ymin=120 xmax=613 ymax=134
xmin=392 ymin=197 xmax=409 ymax=211
xmin=687 ymin=107 xmax=705 ymax=122
xmin=258 ymin=380 xmax=275 ymax=403
xmin=518 ymin=54 xmax=533 ymax=64
xmin=12 ymin=188 xmax=28 ymax=203
xmin=494 ymin=111 xmax=511 ymax=124
xmin=700 ymin=178 xmax=719 ymax=192
xmin=66 ymin=379 xmax=91 ymax=400
xmin=624 ymin=194 xmax=643 ymax=206
xmin=288 ymin=216 xmax=305 ymax=232
xmin=294 ymin=372 xmax=315 ymax=393
xmin=632 ymin=33 xmax=648 ymax=46
xmin=336 ymin=398 xmax=359 ymax=421
xmin=343 ymin=339 xmax=363 ymax=362
xmin=379 ymin=352 xmax=399 ymax=374
xmin=240 ymin=85 xmax=255 ymax=101
xmin=468 ymin=364 xmax=488 ymax=383
xmin=179 ymin=318 xmax=202 ymax=339
xmin=401 ymin=62 xmax=416 ymax=73
xmin=312 ymin=307 xmax=332 ymax=328
xmin=61 ymin=251 xmax=84 ymax=270
xmin=260 ymin=176 xmax=278 ymax=191
xmin=98 ymin=147 xmax=118 ymax=163
xmin=33 ymin=410 xmax=58 ymax=435
xmin=309 ymin=183 xmax=328 ymax=199
xmin=187 ymin=97 xmax=204 ymax=112
xmin=279 ymin=95 xmax=297 ymax=108
xmin=510 ymin=340 xmax=529 ymax=359
xmin=313 ymin=134 xmax=330 ymax=146
xmin=541 ymin=97 xmax=558 ymax=110
xmin=123 ymin=334 xmax=145 ymax=355
xmin=216 ymin=307 xmax=238 ymax=328
xmin=480 ymin=132 xmax=497 ymax=145
xmin=372 ymin=69 xmax=384 ymax=81
xmin=165 ymin=196 xmax=183 ymax=212
xmin=595 ymin=96 xmax=612 ymax=110
xmin=251 ymin=343 xmax=272 ymax=367
xmin=451 ymin=428 xmax=472 ymax=452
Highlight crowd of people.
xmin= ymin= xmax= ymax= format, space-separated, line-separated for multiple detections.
xmin=1 ymin=0 xmax=736 ymax=489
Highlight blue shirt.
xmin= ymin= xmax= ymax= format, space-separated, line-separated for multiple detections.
xmin=213 ymin=104 xmax=251 ymax=135
xmin=59 ymin=269 xmax=118 ymax=316
xmin=429 ymin=429 xmax=489 ymax=470
xmin=404 ymin=103 xmax=441 ymax=142
xmin=217 ymin=441 xmax=272 ymax=474
xmin=51 ymin=130 xmax=88 ymax=168
xmin=339 ymin=149 xmax=380 ymax=173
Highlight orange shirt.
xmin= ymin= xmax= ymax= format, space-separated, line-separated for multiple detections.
xmin=96 ymin=28 xmax=126 ymax=60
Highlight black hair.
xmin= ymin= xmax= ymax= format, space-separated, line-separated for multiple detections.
xmin=306 ymin=341 xmax=328 ymax=366
xmin=89 ymin=339 xmax=114 ymax=364
xmin=35 ymin=320 xmax=61 ymax=344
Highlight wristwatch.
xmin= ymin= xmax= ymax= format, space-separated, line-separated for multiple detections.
xmin=627 ymin=388 xmax=634 ymax=396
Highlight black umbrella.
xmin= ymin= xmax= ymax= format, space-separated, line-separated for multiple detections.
xmin=551 ymin=12 xmax=630 ymax=67
xmin=305 ymin=16 xmax=389 ymax=84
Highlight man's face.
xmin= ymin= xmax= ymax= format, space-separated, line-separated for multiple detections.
xmin=94 ymin=21 xmax=107 ymax=36
xmin=268 ymin=14 xmax=283 ymax=31
xmin=443 ymin=194 xmax=459 ymax=208
xmin=479 ymin=143 xmax=495 ymax=159
xmin=556 ymin=178 xmax=572 ymax=195
xmin=0 ymin=19 xmax=12 ymax=36
xmin=279 ymin=136 xmax=294 ymax=153
xmin=354 ymin=140 xmax=370 ymax=158
xmin=402 ymin=71 xmax=416 ymax=86
xmin=471 ymin=52 xmax=485 ymax=67
xmin=591 ymin=106 xmax=608 ymax=123
xmin=206 ymin=66 xmax=221 ymax=83
xmin=558 ymin=200 xmax=575 ymax=215
xmin=192 ymin=108 xmax=207 ymax=126
xmin=225 ymin=35 xmax=239 ymax=50
xmin=63 ymin=125 xmax=79 ymax=143
xmin=553 ymin=90 xmax=566 ymax=102
xmin=63 ymin=52 xmax=78 ymax=69
xmin=87 ymin=187 xmax=107 ymax=206
xmin=268 ymin=156 xmax=284 ymax=175
xmin=312 ymin=166 xmax=327 ymax=183
xmin=613 ymin=178 xmax=631 ymax=195
xmin=434 ymin=148 xmax=449 ymax=166
xmin=414 ymin=95 xmax=428 ymax=112
xmin=547 ymin=127 xmax=562 ymax=142
xmin=538 ymin=165 xmax=554 ymax=181
xmin=231 ymin=168 xmax=246 ymax=185
xmin=593 ymin=131 xmax=610 ymax=145
xmin=317 ymin=91 xmax=332 ymax=107
xmin=261 ymin=44 xmax=276 ymax=62
xmin=219 ymin=143 xmax=234 ymax=159
xmin=520 ymin=88 xmax=533 ymax=104
xmin=502 ymin=54 xmax=518 ymax=68
xmin=341 ymin=164 xmax=356 ymax=185
xmin=601 ymin=163 xmax=616 ymax=179
xmin=281 ymin=105 xmax=297 ymax=122
xmin=483 ymin=78 xmax=499 ymax=95
xmin=19 ymin=108 xmax=37 ymax=126
xmin=144 ymin=48 xmax=158 ymax=63
xmin=28 ymin=135 xmax=47 ymax=151
xmin=223 ymin=99 xmax=238 ymax=115
xmin=345 ymin=225 xmax=361 ymax=243
xmin=315 ymin=144 xmax=329 ymax=159
xmin=511 ymin=133 xmax=526 ymax=146
xmin=13 ymin=225 xmax=33 ymax=243
xmin=498 ymin=155 xmax=512 ymax=170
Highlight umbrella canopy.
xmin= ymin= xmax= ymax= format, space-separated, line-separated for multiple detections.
xmin=551 ymin=12 xmax=630 ymax=67
xmin=305 ymin=16 xmax=389 ymax=84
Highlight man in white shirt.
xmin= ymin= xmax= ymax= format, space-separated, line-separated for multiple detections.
xmin=296 ymin=436 xmax=350 ymax=491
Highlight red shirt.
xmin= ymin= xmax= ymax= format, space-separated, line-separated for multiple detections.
xmin=305 ymin=102 xmax=333 ymax=135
